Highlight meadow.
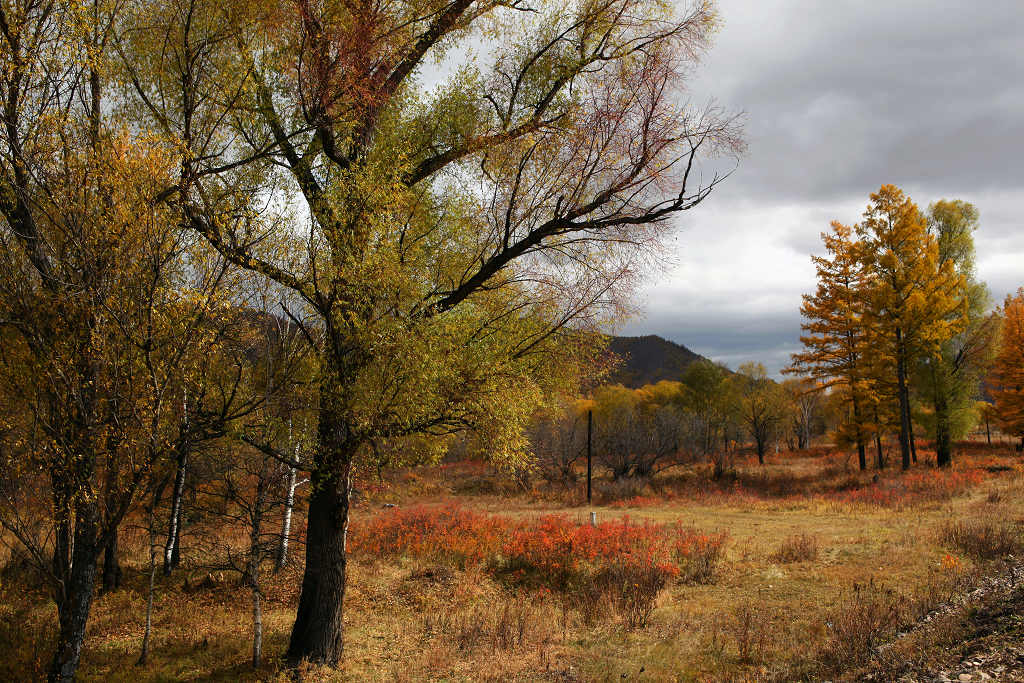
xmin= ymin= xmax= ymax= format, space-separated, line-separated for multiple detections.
xmin=2 ymin=440 xmax=1022 ymax=682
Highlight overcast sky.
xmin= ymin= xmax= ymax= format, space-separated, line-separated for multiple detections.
xmin=618 ymin=0 xmax=1024 ymax=376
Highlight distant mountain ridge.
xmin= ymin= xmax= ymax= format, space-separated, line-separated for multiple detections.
xmin=607 ymin=335 xmax=709 ymax=388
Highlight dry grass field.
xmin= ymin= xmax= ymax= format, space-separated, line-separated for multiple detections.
xmin=3 ymin=441 xmax=1023 ymax=682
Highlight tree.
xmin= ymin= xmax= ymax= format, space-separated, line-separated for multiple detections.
xmin=116 ymin=0 xmax=742 ymax=666
xmin=0 ymin=2 xmax=238 ymax=674
xmin=782 ymin=378 xmax=823 ymax=450
xmin=680 ymin=359 xmax=740 ymax=476
xmin=529 ymin=401 xmax=588 ymax=487
xmin=856 ymin=185 xmax=967 ymax=470
xmin=732 ymin=363 xmax=786 ymax=464
xmin=991 ymin=289 xmax=1024 ymax=446
xmin=787 ymin=221 xmax=874 ymax=470
xmin=915 ymin=200 xmax=999 ymax=466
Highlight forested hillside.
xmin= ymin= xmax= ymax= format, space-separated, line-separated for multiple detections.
xmin=608 ymin=335 xmax=708 ymax=387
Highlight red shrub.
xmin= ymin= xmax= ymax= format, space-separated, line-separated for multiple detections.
xmin=349 ymin=503 xmax=510 ymax=568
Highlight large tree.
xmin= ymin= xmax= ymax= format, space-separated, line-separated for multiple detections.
xmin=915 ymin=200 xmax=999 ymax=466
xmin=856 ymin=185 xmax=967 ymax=470
xmin=118 ymin=0 xmax=741 ymax=666
xmin=787 ymin=221 xmax=874 ymax=470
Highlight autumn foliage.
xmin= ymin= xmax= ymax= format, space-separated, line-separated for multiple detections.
xmin=991 ymin=289 xmax=1024 ymax=442
xmin=350 ymin=504 xmax=726 ymax=589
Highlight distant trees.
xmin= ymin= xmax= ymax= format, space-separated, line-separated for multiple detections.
xmin=590 ymin=383 xmax=689 ymax=480
xmin=527 ymin=356 xmax=831 ymax=484
xmin=733 ymin=363 xmax=787 ymax=464
xmin=528 ymin=402 xmax=588 ymax=486
xmin=782 ymin=378 xmax=824 ymax=451
xmin=680 ymin=359 xmax=741 ymax=464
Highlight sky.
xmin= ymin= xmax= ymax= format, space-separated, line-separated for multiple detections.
xmin=618 ymin=0 xmax=1024 ymax=376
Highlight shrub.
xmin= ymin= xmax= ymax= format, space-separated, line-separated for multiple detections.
xmin=354 ymin=505 xmax=727 ymax=628
xmin=819 ymin=581 xmax=903 ymax=671
xmin=674 ymin=528 xmax=728 ymax=584
xmin=349 ymin=503 xmax=509 ymax=568
xmin=939 ymin=519 xmax=1020 ymax=560
xmin=771 ymin=533 xmax=819 ymax=563
xmin=731 ymin=603 xmax=772 ymax=665
xmin=601 ymin=562 xmax=669 ymax=629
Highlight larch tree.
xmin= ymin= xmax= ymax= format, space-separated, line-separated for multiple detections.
xmin=991 ymin=289 xmax=1024 ymax=447
xmin=856 ymin=185 xmax=967 ymax=470
xmin=787 ymin=221 xmax=874 ymax=470
xmin=915 ymin=199 xmax=999 ymax=466
xmin=117 ymin=0 xmax=742 ymax=666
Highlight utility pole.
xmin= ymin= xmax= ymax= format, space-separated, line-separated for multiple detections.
xmin=586 ymin=409 xmax=593 ymax=505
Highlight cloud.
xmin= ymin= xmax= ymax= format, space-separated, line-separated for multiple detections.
xmin=626 ymin=0 xmax=1024 ymax=377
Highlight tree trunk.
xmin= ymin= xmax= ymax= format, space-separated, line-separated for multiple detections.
xmin=285 ymin=406 xmax=355 ymax=667
xmin=909 ymin=408 xmax=918 ymax=464
xmin=852 ymin=396 xmax=867 ymax=471
xmin=276 ymin=462 xmax=298 ymax=573
xmin=935 ymin=389 xmax=952 ymax=467
xmin=250 ymin=477 xmax=266 ymax=668
xmin=48 ymin=504 xmax=100 ymax=683
xmin=895 ymin=328 xmax=912 ymax=470
xmin=252 ymin=585 xmax=262 ymax=669
xmin=101 ymin=525 xmax=122 ymax=593
xmin=755 ymin=436 xmax=765 ymax=465
xmin=875 ymin=432 xmax=884 ymax=470
xmin=138 ymin=513 xmax=159 ymax=666
xmin=164 ymin=442 xmax=189 ymax=576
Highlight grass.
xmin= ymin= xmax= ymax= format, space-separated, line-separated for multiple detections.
xmin=2 ymin=440 xmax=1023 ymax=681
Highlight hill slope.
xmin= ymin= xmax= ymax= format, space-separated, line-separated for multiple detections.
xmin=607 ymin=335 xmax=709 ymax=388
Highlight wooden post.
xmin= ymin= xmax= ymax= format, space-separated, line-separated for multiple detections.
xmin=586 ymin=409 xmax=593 ymax=505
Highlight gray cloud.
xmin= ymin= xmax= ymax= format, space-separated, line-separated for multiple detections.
xmin=628 ymin=1 xmax=1024 ymax=377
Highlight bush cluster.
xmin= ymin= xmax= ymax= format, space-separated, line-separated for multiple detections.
xmin=350 ymin=504 xmax=727 ymax=628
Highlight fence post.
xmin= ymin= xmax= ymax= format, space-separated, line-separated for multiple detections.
xmin=586 ymin=409 xmax=593 ymax=505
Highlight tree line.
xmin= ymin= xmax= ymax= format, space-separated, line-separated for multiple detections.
xmin=530 ymin=360 xmax=825 ymax=485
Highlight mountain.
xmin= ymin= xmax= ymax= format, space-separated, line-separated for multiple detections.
xmin=607 ymin=335 xmax=709 ymax=388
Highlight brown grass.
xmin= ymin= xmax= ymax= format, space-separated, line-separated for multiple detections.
xmin=940 ymin=518 xmax=1022 ymax=560
xmin=770 ymin=533 xmax=819 ymax=563
xmin=2 ymin=442 xmax=1023 ymax=681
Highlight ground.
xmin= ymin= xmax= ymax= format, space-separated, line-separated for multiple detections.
xmin=1 ymin=441 xmax=1023 ymax=681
